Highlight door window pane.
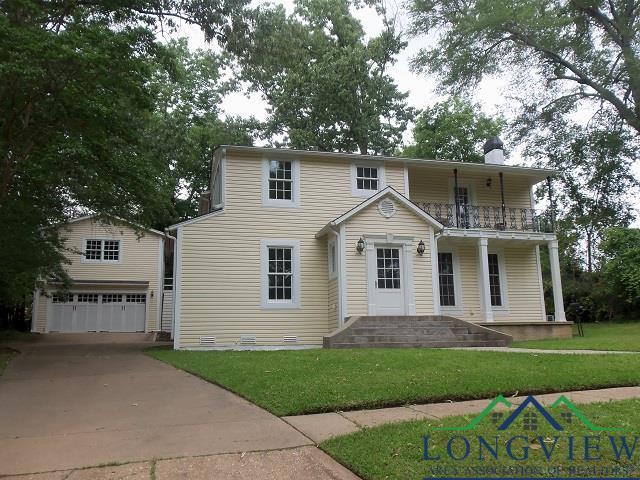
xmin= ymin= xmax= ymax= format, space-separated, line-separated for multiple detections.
xmin=488 ymin=253 xmax=502 ymax=306
xmin=376 ymin=248 xmax=400 ymax=289
xmin=438 ymin=252 xmax=456 ymax=306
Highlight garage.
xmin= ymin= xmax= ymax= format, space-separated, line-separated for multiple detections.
xmin=49 ymin=292 xmax=147 ymax=332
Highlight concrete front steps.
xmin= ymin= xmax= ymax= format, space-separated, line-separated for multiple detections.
xmin=323 ymin=315 xmax=512 ymax=348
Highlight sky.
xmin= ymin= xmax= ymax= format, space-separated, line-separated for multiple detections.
xmin=173 ymin=0 xmax=514 ymax=154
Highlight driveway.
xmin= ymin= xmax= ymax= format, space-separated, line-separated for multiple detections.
xmin=0 ymin=335 xmax=358 ymax=479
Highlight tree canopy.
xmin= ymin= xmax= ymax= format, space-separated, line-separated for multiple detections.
xmin=409 ymin=0 xmax=640 ymax=135
xmin=401 ymin=97 xmax=504 ymax=162
xmin=230 ymin=0 xmax=414 ymax=154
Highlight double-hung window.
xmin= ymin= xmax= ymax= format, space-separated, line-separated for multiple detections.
xmin=261 ymin=239 xmax=300 ymax=308
xmin=352 ymin=163 xmax=384 ymax=197
xmin=83 ymin=239 xmax=120 ymax=263
xmin=262 ymin=158 xmax=300 ymax=207
xmin=488 ymin=253 xmax=503 ymax=307
xmin=438 ymin=252 xmax=456 ymax=307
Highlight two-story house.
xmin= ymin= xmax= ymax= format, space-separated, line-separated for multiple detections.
xmin=31 ymin=216 xmax=171 ymax=334
xmin=167 ymin=140 xmax=570 ymax=350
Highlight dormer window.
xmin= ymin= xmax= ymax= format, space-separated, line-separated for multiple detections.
xmin=83 ymin=239 xmax=120 ymax=263
xmin=262 ymin=158 xmax=300 ymax=207
xmin=351 ymin=162 xmax=385 ymax=197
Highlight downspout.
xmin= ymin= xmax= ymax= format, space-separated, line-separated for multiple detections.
xmin=453 ymin=168 xmax=460 ymax=228
xmin=499 ymin=172 xmax=506 ymax=227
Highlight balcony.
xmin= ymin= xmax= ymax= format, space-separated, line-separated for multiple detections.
xmin=414 ymin=202 xmax=554 ymax=233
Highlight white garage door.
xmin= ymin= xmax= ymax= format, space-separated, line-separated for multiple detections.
xmin=49 ymin=292 xmax=146 ymax=332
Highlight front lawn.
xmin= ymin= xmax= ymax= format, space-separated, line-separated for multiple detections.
xmin=512 ymin=322 xmax=640 ymax=352
xmin=321 ymin=398 xmax=640 ymax=479
xmin=148 ymin=348 xmax=640 ymax=416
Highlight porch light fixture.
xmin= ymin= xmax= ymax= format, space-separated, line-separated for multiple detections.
xmin=417 ymin=240 xmax=425 ymax=256
xmin=486 ymin=178 xmax=492 ymax=187
xmin=356 ymin=237 xmax=365 ymax=254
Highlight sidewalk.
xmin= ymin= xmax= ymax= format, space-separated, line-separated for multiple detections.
xmin=283 ymin=386 xmax=640 ymax=443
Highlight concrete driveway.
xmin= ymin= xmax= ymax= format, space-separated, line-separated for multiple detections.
xmin=0 ymin=335 xmax=358 ymax=479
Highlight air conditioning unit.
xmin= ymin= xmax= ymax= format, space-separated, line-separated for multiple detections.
xmin=546 ymin=315 xmax=555 ymax=322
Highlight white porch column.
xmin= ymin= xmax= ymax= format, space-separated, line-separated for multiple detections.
xmin=477 ymin=237 xmax=494 ymax=322
xmin=548 ymin=239 xmax=566 ymax=321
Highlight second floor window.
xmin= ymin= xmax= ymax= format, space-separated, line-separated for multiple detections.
xmin=268 ymin=160 xmax=292 ymax=200
xmin=84 ymin=239 xmax=120 ymax=262
xmin=356 ymin=167 xmax=378 ymax=191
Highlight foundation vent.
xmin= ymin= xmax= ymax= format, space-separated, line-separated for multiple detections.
xmin=283 ymin=335 xmax=298 ymax=343
xmin=199 ymin=336 xmax=216 ymax=346
xmin=240 ymin=335 xmax=257 ymax=345
xmin=378 ymin=199 xmax=396 ymax=218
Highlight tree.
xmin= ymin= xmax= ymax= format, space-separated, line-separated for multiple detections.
xmin=601 ymin=228 xmax=640 ymax=308
xmin=0 ymin=0 xmax=247 ymax=323
xmin=230 ymin=0 xmax=414 ymax=155
xmin=528 ymin=121 xmax=638 ymax=272
xmin=144 ymin=40 xmax=259 ymax=226
xmin=401 ymin=97 xmax=504 ymax=162
xmin=409 ymin=0 xmax=640 ymax=135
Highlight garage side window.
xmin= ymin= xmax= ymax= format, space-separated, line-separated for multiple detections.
xmin=83 ymin=239 xmax=121 ymax=263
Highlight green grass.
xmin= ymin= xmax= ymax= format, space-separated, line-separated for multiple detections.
xmin=321 ymin=398 xmax=640 ymax=479
xmin=0 ymin=329 xmax=34 ymax=343
xmin=512 ymin=322 xmax=640 ymax=352
xmin=148 ymin=348 xmax=640 ymax=416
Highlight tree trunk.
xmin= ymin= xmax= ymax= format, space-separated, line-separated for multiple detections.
xmin=586 ymin=232 xmax=593 ymax=273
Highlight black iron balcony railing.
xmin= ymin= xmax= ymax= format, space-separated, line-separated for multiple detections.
xmin=414 ymin=202 xmax=554 ymax=233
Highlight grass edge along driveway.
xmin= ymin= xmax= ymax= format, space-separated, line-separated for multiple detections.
xmin=320 ymin=398 xmax=640 ymax=480
xmin=148 ymin=348 xmax=640 ymax=417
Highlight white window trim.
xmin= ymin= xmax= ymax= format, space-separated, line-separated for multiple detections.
xmin=260 ymin=239 xmax=301 ymax=309
xmin=438 ymin=249 xmax=464 ymax=313
xmin=351 ymin=162 xmax=386 ymax=197
xmin=327 ymin=237 xmax=338 ymax=279
xmin=488 ymin=249 xmax=509 ymax=311
xmin=80 ymin=238 xmax=122 ymax=264
xmin=210 ymin=152 xmax=226 ymax=210
xmin=261 ymin=157 xmax=301 ymax=208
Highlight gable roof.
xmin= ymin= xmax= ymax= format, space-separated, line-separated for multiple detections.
xmin=65 ymin=214 xmax=167 ymax=238
xmin=316 ymin=186 xmax=443 ymax=238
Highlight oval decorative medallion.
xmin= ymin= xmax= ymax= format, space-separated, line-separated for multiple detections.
xmin=378 ymin=199 xmax=396 ymax=218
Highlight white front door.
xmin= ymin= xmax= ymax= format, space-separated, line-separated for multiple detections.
xmin=374 ymin=246 xmax=405 ymax=315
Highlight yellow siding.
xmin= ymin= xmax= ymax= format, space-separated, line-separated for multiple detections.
xmin=178 ymin=152 xmax=406 ymax=348
xmin=437 ymin=240 xmax=545 ymax=323
xmin=408 ymin=167 xmax=533 ymax=209
xmin=34 ymin=218 xmax=162 ymax=332
xmin=344 ymin=201 xmax=434 ymax=316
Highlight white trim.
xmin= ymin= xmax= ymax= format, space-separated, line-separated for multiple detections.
xmin=260 ymin=239 xmax=301 ymax=309
xmin=31 ymin=289 xmax=39 ymax=332
xmin=477 ymin=237 xmax=494 ymax=322
xmin=548 ymin=239 xmax=566 ymax=321
xmin=156 ymin=236 xmax=164 ymax=332
xmin=430 ymin=229 xmax=440 ymax=315
xmin=488 ymin=248 xmax=509 ymax=312
xmin=339 ymin=224 xmax=348 ymax=324
xmin=440 ymin=229 xmax=556 ymax=243
xmin=166 ymin=208 xmax=225 ymax=230
xmin=261 ymin=157 xmax=301 ymax=208
xmin=437 ymin=248 xmax=464 ymax=313
xmin=80 ymin=238 xmax=122 ymax=265
xmin=172 ymin=227 xmax=183 ymax=347
xmin=210 ymin=149 xmax=226 ymax=210
xmin=350 ymin=161 xmax=386 ymax=198
xmin=403 ymin=165 xmax=410 ymax=197
xmin=316 ymin=187 xmax=443 ymax=237
xmin=534 ymin=245 xmax=547 ymax=321
xmin=327 ymin=237 xmax=338 ymax=279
